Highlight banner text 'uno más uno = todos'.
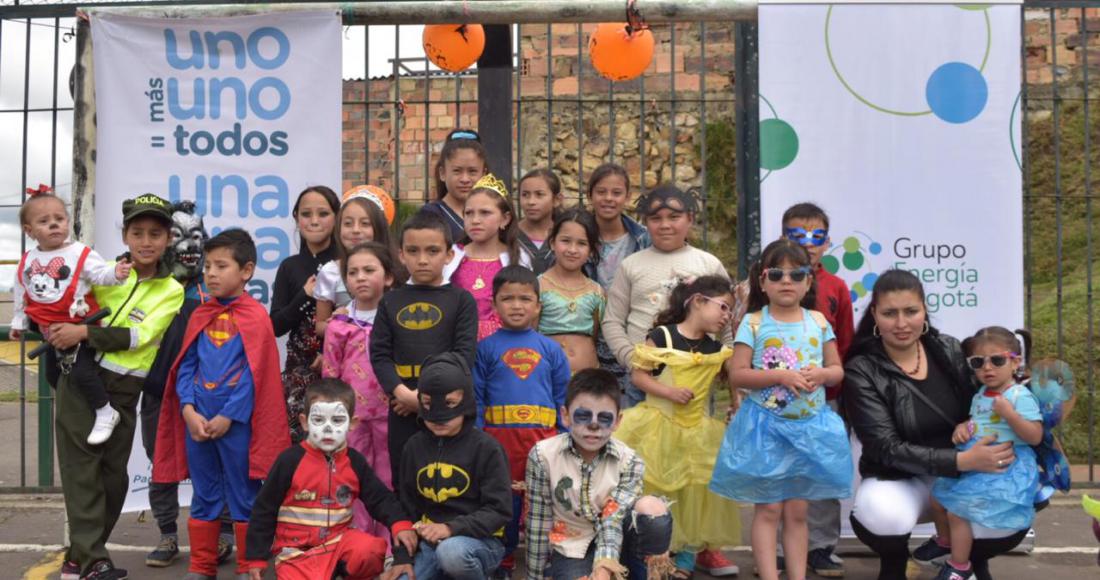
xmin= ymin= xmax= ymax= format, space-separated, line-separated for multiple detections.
xmin=91 ymin=10 xmax=342 ymax=306
xmin=758 ymin=2 xmax=1023 ymax=338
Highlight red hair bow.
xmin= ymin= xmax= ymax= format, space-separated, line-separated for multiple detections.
xmin=26 ymin=184 xmax=52 ymax=196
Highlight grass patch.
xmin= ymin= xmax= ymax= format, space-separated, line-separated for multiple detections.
xmin=0 ymin=391 xmax=39 ymax=404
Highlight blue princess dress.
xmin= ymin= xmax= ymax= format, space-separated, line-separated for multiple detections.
xmin=709 ymin=307 xmax=853 ymax=504
xmin=933 ymin=384 xmax=1041 ymax=530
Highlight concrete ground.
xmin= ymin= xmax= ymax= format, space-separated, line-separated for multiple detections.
xmin=0 ymin=404 xmax=1097 ymax=578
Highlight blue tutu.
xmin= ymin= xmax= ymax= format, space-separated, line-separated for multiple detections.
xmin=709 ymin=399 xmax=853 ymax=504
xmin=932 ymin=440 xmax=1038 ymax=530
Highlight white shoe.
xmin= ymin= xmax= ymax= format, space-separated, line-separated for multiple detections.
xmin=87 ymin=407 xmax=120 ymax=445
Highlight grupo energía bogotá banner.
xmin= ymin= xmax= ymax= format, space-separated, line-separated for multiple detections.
xmin=90 ymin=10 xmax=341 ymax=512
xmin=758 ymin=2 xmax=1023 ymax=338
xmin=91 ymin=10 xmax=342 ymax=307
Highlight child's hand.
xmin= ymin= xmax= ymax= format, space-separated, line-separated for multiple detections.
xmin=392 ymin=385 xmax=419 ymax=416
xmin=333 ymin=306 xmax=349 ymax=318
xmin=952 ymin=420 xmax=975 ymax=445
xmin=991 ymin=395 xmax=1017 ymax=420
xmin=114 ymin=258 xmax=132 ymax=281
xmin=303 ymin=275 xmax=317 ymax=298
xmin=776 ymin=370 xmax=813 ymax=396
xmin=206 ymin=415 xmax=232 ymax=439
xmin=662 ymin=386 xmax=694 ymax=405
xmin=416 ymin=522 xmax=452 ymax=543
xmin=799 ymin=366 xmax=828 ymax=388
xmin=381 ymin=563 xmax=415 ymax=580
xmin=182 ymin=406 xmax=209 ymax=442
xmin=310 ymin=354 xmax=323 ymax=372
xmin=395 ymin=529 xmax=418 ymax=556
xmin=46 ymin=323 xmax=87 ymax=350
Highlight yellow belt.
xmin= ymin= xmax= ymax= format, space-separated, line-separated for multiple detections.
xmin=483 ymin=405 xmax=557 ymax=427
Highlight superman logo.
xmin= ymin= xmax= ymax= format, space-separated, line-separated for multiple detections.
xmin=205 ymin=312 xmax=239 ymax=348
xmin=396 ymin=302 xmax=443 ymax=331
xmin=501 ymin=348 xmax=542 ymax=380
xmin=416 ymin=462 xmax=471 ymax=503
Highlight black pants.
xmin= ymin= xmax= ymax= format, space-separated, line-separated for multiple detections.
xmin=549 ymin=509 xmax=673 ymax=579
xmin=46 ymin=343 xmax=109 ymax=409
xmin=387 ymin=410 xmax=421 ymax=487
xmin=850 ymin=514 xmax=1028 ymax=580
xmin=140 ymin=393 xmax=232 ymax=537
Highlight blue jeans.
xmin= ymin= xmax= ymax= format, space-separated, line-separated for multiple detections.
xmin=403 ymin=536 xmax=504 ymax=580
xmin=548 ymin=509 xmax=673 ymax=580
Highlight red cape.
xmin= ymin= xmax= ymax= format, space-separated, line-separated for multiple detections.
xmin=152 ymin=293 xmax=290 ymax=483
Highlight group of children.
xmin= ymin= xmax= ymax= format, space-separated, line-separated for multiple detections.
xmin=14 ymin=127 xmax=1051 ymax=580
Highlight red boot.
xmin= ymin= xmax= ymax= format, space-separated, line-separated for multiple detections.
xmin=187 ymin=517 xmax=221 ymax=578
xmin=233 ymin=521 xmax=252 ymax=576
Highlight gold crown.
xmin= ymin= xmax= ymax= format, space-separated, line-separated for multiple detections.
xmin=473 ymin=173 xmax=509 ymax=198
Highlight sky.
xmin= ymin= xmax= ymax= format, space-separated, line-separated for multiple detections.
xmin=0 ymin=15 xmax=450 ymax=290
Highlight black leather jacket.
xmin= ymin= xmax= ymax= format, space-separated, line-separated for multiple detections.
xmin=843 ymin=332 xmax=975 ymax=480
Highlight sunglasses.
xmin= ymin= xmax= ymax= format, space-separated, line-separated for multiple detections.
xmin=763 ymin=266 xmax=812 ymax=283
xmin=784 ymin=227 xmax=829 ymax=247
xmin=448 ymin=130 xmax=480 ymax=142
xmin=572 ymin=407 xmax=615 ymax=429
xmin=685 ymin=293 xmax=732 ymax=313
xmin=966 ymin=352 xmax=1018 ymax=370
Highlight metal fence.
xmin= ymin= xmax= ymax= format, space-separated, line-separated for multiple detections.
xmin=0 ymin=0 xmax=1095 ymax=492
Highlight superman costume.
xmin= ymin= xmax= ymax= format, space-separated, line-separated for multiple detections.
xmin=245 ymin=442 xmax=414 ymax=579
xmin=474 ymin=327 xmax=570 ymax=559
xmin=153 ymin=293 xmax=289 ymax=578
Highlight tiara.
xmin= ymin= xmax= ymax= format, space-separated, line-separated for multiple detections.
xmin=473 ymin=173 xmax=509 ymax=198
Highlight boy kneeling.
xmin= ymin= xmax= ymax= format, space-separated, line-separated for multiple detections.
xmin=244 ymin=379 xmax=418 ymax=579
xmin=525 ymin=369 xmax=673 ymax=580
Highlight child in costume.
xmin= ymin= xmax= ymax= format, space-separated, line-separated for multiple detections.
xmin=448 ymin=173 xmax=533 ymax=341
xmin=153 ymin=229 xmax=290 ymax=580
xmin=475 ymin=266 xmax=571 ymax=571
xmin=322 ymin=241 xmax=397 ymax=536
xmin=12 ymin=190 xmax=131 ymax=445
xmin=314 ymin=194 xmax=395 ymax=336
xmin=538 ymin=208 xmax=605 ymax=374
xmin=397 ymin=352 xmax=513 ymax=579
xmin=525 ymin=368 xmax=673 ymax=580
xmin=710 ymin=239 xmax=851 ymax=580
xmin=371 ymin=212 xmax=478 ymax=486
xmin=245 ymin=379 xmax=418 ymax=580
xmin=616 ymin=275 xmax=742 ymax=577
xmin=931 ymin=327 xmax=1043 ymax=580
xmin=516 ymin=168 xmax=564 ymax=275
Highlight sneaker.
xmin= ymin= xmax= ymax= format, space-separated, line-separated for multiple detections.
xmin=808 ymin=547 xmax=844 ymax=578
xmin=145 ymin=534 xmax=179 ymax=567
xmin=216 ymin=534 xmax=234 ymax=565
xmin=81 ymin=559 xmax=128 ymax=580
xmin=61 ymin=559 xmax=81 ymax=580
xmin=934 ymin=562 xmax=974 ymax=580
xmin=86 ymin=407 xmax=120 ymax=445
xmin=912 ymin=536 xmax=952 ymax=566
xmin=696 ymin=549 xmax=739 ymax=576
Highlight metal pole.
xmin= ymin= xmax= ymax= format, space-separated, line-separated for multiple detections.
xmin=84 ymin=1 xmax=758 ymax=23
xmin=734 ymin=20 xmax=760 ymax=279
xmin=479 ymin=24 xmax=514 ymax=191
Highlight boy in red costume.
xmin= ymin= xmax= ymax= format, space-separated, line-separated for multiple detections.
xmin=244 ymin=379 xmax=418 ymax=580
xmin=153 ymin=229 xmax=289 ymax=580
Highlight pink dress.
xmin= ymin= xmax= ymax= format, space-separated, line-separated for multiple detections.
xmin=451 ymin=256 xmax=503 ymax=341
xmin=322 ymin=310 xmax=391 ymax=538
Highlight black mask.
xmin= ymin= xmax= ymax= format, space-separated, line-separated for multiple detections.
xmin=417 ymin=352 xmax=476 ymax=424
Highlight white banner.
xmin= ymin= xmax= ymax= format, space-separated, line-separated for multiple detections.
xmin=91 ymin=10 xmax=342 ymax=307
xmin=759 ymin=3 xmax=1024 ymax=338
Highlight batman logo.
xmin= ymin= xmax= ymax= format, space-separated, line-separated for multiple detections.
xmin=416 ymin=462 xmax=471 ymax=503
xmin=396 ymin=302 xmax=444 ymax=331
xmin=502 ymin=348 xmax=542 ymax=380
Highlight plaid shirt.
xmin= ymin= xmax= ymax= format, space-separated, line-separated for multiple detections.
xmin=524 ymin=435 xmax=644 ymax=579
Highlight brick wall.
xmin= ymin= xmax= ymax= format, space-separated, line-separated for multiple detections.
xmin=1024 ymin=6 xmax=1100 ymax=85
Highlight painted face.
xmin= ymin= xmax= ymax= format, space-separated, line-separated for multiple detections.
xmin=306 ymin=401 xmax=350 ymax=453
xmin=563 ymin=393 xmax=621 ymax=454
xmin=169 ymin=209 xmax=207 ymax=283
xmin=783 ymin=217 xmax=829 ymax=266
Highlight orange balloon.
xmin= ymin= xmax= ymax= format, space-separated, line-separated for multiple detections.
xmin=423 ymin=24 xmax=486 ymax=73
xmin=589 ymin=23 xmax=655 ymax=82
xmin=343 ymin=185 xmax=396 ymax=225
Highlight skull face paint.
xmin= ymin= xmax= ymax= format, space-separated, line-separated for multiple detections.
xmin=168 ymin=201 xmax=208 ymax=284
xmin=564 ymin=392 xmax=620 ymax=455
xmin=307 ymin=401 xmax=350 ymax=453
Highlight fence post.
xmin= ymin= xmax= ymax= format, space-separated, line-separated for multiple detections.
xmin=37 ymin=354 xmax=53 ymax=487
xmin=734 ymin=21 xmax=760 ymax=279
xmin=479 ymin=24 xmax=515 ymax=191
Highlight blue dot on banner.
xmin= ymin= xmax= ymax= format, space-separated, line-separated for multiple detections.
xmin=925 ymin=62 xmax=988 ymax=124
xmin=850 ymin=290 xmax=860 ymax=302
xmin=862 ymin=272 xmax=879 ymax=291
xmin=869 ymin=242 xmax=882 ymax=255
